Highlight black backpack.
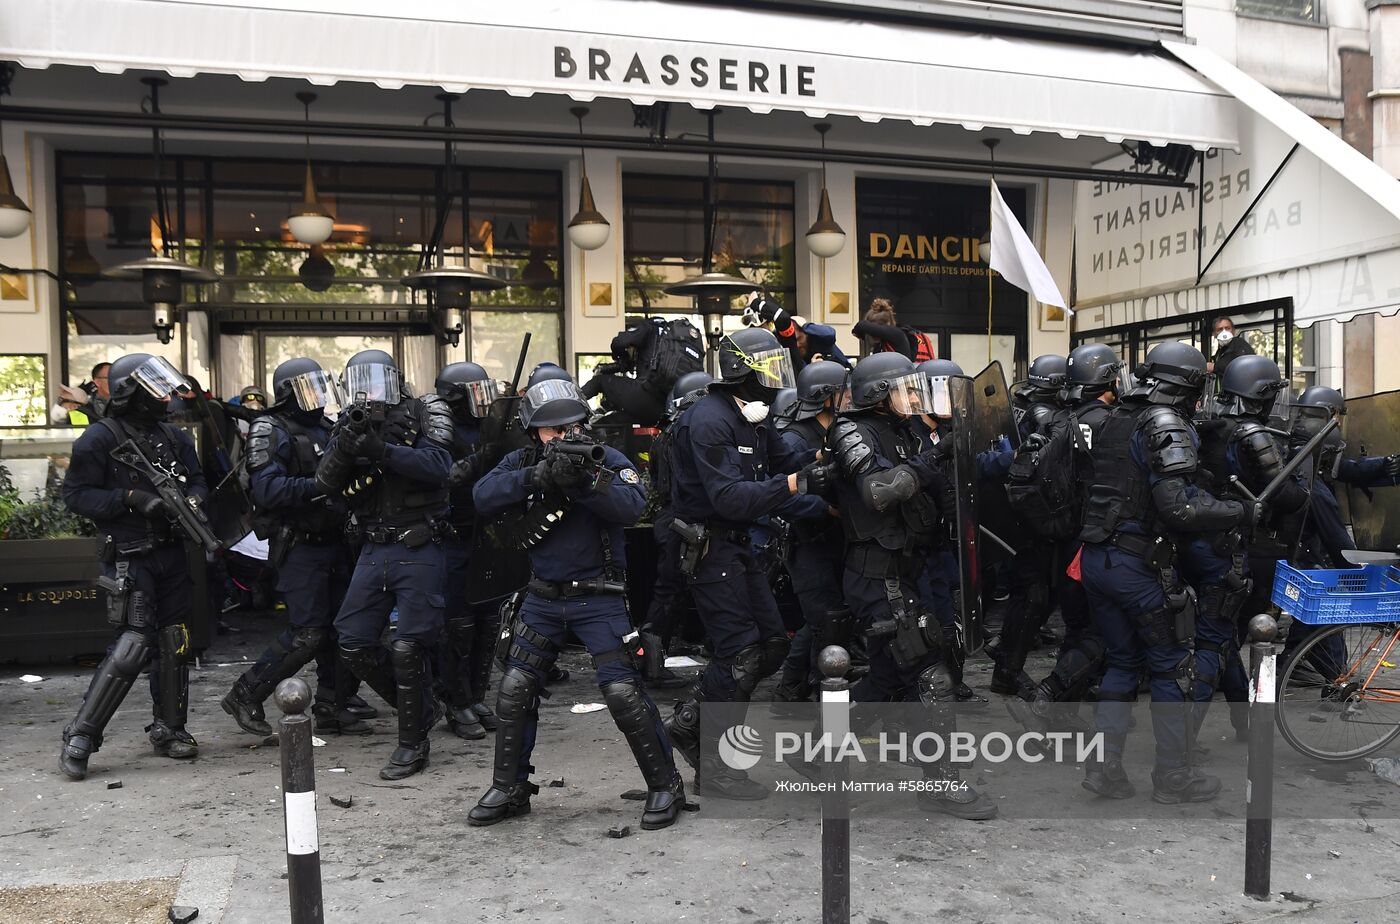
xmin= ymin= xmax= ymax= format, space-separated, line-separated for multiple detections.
xmin=1004 ymin=415 xmax=1085 ymax=540
xmin=641 ymin=318 xmax=705 ymax=395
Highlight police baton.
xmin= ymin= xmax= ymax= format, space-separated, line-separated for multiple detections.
xmin=1244 ymin=614 xmax=1279 ymax=901
xmin=274 ymin=678 xmax=324 ymax=924
xmin=817 ymin=645 xmax=851 ymax=924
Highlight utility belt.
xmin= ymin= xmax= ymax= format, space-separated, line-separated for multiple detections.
xmin=1105 ymin=530 xmax=1198 ymax=642
xmin=845 ymin=541 xmax=917 ymax=580
xmin=1105 ymin=530 xmax=1175 ymax=569
xmin=295 ymin=530 xmax=344 ymax=546
xmin=361 ymin=519 xmax=451 ymax=549
xmin=526 ymin=575 xmax=627 ymax=599
xmin=99 ymin=535 xmax=174 ymax=564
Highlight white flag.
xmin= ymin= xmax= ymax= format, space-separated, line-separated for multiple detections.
xmin=989 ymin=180 xmax=1070 ymax=313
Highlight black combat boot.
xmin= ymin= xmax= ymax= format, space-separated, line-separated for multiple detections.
xmin=221 ymin=678 xmax=272 ymax=737
xmin=1151 ymin=766 xmax=1221 ymax=804
xmin=914 ymin=764 xmax=998 ymax=821
xmin=468 ymin=666 xmax=540 ymax=826
xmin=1082 ymin=756 xmax=1136 ymax=800
xmin=602 ymin=680 xmax=686 ymax=830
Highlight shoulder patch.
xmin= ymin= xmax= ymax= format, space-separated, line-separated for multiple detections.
xmin=619 ymin=467 xmax=640 ymax=484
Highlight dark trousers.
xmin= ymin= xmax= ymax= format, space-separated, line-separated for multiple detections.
xmin=644 ymin=511 xmax=685 ymax=642
xmin=98 ymin=547 xmax=191 ymax=709
xmin=845 ymin=568 xmax=935 ymax=703
xmin=507 ymin=592 xmax=670 ymax=780
xmin=689 ymin=537 xmax=786 ymax=702
xmin=1080 ymin=543 xmax=1189 ymax=772
xmin=274 ymin=542 xmax=352 ymax=693
xmin=779 ymin=533 xmax=845 ymax=680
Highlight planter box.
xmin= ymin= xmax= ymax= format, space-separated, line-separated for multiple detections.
xmin=0 ymin=538 xmax=210 ymax=665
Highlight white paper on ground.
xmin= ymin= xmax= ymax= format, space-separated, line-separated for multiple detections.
xmin=663 ymin=656 xmax=704 ymax=668
xmin=570 ymin=703 xmax=607 ymax=714
xmin=19 ymin=674 xmax=44 ymax=683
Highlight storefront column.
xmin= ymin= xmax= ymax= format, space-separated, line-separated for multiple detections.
xmin=0 ymin=125 xmax=59 ymax=390
xmin=564 ymin=151 xmax=624 ymax=368
xmin=1031 ymin=177 xmax=1075 ymax=359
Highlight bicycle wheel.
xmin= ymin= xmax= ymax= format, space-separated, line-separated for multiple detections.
xmin=1276 ymin=623 xmax=1400 ymax=762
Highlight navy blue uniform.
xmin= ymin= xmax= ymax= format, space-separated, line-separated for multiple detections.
xmin=669 ymin=392 xmax=813 ymax=702
xmin=474 ymin=443 xmax=654 ymax=772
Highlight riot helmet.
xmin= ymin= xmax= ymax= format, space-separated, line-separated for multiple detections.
xmin=107 ymin=353 xmax=186 ymax=419
xmin=1016 ymin=354 xmax=1067 ymax=404
xmin=1217 ymin=354 xmax=1288 ymax=422
xmin=239 ymin=385 xmax=267 ymax=412
xmin=342 ymin=350 xmax=401 ymax=404
xmin=518 ymin=379 xmax=590 ymax=430
xmin=847 ymin=352 xmax=940 ymax=417
xmin=771 ymin=388 xmax=799 ymax=431
xmin=1292 ymin=385 xmax=1345 ymax=442
xmin=1064 ymin=343 xmax=1121 ymax=402
xmin=667 ymin=370 xmax=713 ymax=418
xmin=526 ymin=363 xmax=573 ymax=389
xmin=1131 ymin=342 xmax=1207 ymax=408
xmin=435 ymin=361 xmax=499 ymax=418
xmin=916 ymin=359 xmax=963 ymax=379
xmin=273 ymin=357 xmax=342 ymax=414
xmin=793 ymin=360 xmax=847 ymax=421
xmin=715 ymin=328 xmax=795 ymax=402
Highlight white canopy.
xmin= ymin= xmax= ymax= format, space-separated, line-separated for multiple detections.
xmin=1 ymin=0 xmax=1238 ymax=150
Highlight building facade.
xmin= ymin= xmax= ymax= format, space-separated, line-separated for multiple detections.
xmin=0 ymin=0 xmax=1396 ymax=429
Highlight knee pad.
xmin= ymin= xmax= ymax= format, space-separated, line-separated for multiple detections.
xmin=444 ymin=616 xmax=475 ymax=652
xmin=760 ymin=637 xmax=790 ymax=678
xmin=390 ymin=638 xmax=426 ymax=682
xmin=291 ymin=626 xmax=328 ymax=653
xmin=339 ymin=644 xmax=381 ymax=677
xmin=1054 ymin=638 xmax=1106 ymax=691
xmin=111 ymin=629 xmax=154 ymax=676
xmin=158 ymin=624 xmax=191 ymax=663
xmin=916 ymin=663 xmax=955 ymax=703
xmin=601 ymin=679 xmax=651 ymax=730
xmin=496 ymin=665 xmax=540 ymax=721
xmin=731 ymin=645 xmax=766 ymax=697
xmin=821 ymin=607 xmax=854 ymax=650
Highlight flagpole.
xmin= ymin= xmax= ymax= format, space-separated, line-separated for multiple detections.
xmin=984 ymin=139 xmax=999 ymax=366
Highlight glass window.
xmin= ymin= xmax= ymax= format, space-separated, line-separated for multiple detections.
xmin=468 ymin=310 xmax=563 ymax=384
xmin=0 ymin=355 xmax=47 ymax=427
xmin=65 ymin=310 xmax=204 ymax=393
xmin=261 ymin=333 xmax=397 ymax=394
xmin=1236 ymin=1 xmax=1318 ymax=24
xmin=949 ymin=334 xmax=1016 ymax=379
xmin=623 ymin=174 xmax=795 ymax=319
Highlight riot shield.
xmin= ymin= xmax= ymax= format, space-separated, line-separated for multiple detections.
xmin=1340 ymin=389 xmax=1400 ymax=552
xmin=948 ymin=374 xmax=985 ymax=654
xmin=466 ymin=395 xmax=532 ymax=606
xmin=969 ymin=362 xmax=1020 ymax=568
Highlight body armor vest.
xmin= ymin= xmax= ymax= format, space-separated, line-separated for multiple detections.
xmin=259 ymin=413 xmax=339 ymax=537
xmin=834 ymin=415 xmax=939 ymax=553
xmin=349 ymin=398 xmax=450 ymax=529
xmin=1078 ymin=403 xmax=1156 ymax=544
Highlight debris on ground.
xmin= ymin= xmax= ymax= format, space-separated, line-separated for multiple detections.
xmin=570 ymin=703 xmax=606 ymax=714
xmin=329 ymin=795 xmax=353 ymax=808
xmin=607 ymin=825 xmax=632 ymax=839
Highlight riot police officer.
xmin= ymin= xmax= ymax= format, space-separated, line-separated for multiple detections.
xmin=434 ymin=361 xmax=504 ymax=740
xmin=221 ymin=358 xmax=374 ymax=738
xmin=639 ymin=370 xmax=714 ymax=687
xmin=467 ymin=379 xmax=684 ymax=830
xmin=819 ymin=352 xmax=996 ymax=819
xmin=772 ymin=360 xmax=849 ymax=708
xmin=1007 ymin=343 xmax=1117 ymax=735
xmin=316 ymin=350 xmax=455 ymax=780
xmin=989 ymin=354 xmax=1068 ymax=696
xmin=1190 ymin=356 xmax=1309 ymax=736
xmin=663 ymin=327 xmax=828 ymax=800
xmin=1078 ymin=342 xmax=1247 ymax=803
xmin=59 ymin=353 xmax=210 ymax=779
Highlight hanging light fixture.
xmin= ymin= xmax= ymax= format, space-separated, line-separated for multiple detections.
xmin=102 ymin=78 xmax=217 ymax=344
xmin=805 ymin=123 xmax=845 ymax=259
xmin=402 ymin=93 xmax=504 ymax=347
xmin=287 ymin=91 xmax=335 ymax=245
xmin=566 ymin=106 xmax=610 ymax=251
xmin=0 ymin=63 xmax=31 ymax=239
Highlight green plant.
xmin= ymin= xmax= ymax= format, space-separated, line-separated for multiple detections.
xmin=0 ymin=461 xmax=96 ymax=540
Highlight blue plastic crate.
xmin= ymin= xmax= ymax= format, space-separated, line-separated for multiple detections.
xmin=1271 ymin=561 xmax=1400 ymax=625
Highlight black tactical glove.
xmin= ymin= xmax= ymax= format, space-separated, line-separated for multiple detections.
xmin=342 ymin=429 xmax=387 ymax=461
xmin=1386 ymin=454 xmax=1400 ymax=480
xmin=796 ymin=460 xmax=834 ymax=495
xmin=755 ymin=298 xmax=785 ymax=325
xmin=595 ymin=362 xmax=625 ymax=376
xmin=447 ymin=457 xmax=476 ymax=488
xmin=383 ymin=416 xmax=417 ymax=446
xmin=125 ymin=489 xmax=167 ymax=519
xmin=530 ymin=456 xmax=564 ymax=493
xmin=1020 ymin=432 xmax=1049 ymax=453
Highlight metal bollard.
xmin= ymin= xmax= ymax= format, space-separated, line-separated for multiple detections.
xmin=817 ymin=645 xmax=851 ymax=924
xmin=1244 ymin=614 xmax=1279 ymax=901
xmin=274 ymin=677 xmax=324 ymax=924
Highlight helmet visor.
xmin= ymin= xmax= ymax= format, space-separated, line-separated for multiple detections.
xmin=343 ymin=363 xmax=401 ymax=403
xmin=1290 ymin=405 xmax=1331 ymax=440
xmin=440 ymin=378 xmax=501 ymax=418
xmin=741 ymin=347 xmax=796 ymax=391
xmin=920 ymin=376 xmax=954 ymax=419
xmin=131 ymin=356 xmax=187 ymax=400
xmin=288 ymin=369 xmax=343 ymax=414
xmin=887 ymin=371 xmax=940 ymax=418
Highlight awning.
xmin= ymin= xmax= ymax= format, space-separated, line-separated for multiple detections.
xmin=0 ymin=0 xmax=1238 ymax=150
xmin=1072 ymin=42 xmax=1400 ymax=332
